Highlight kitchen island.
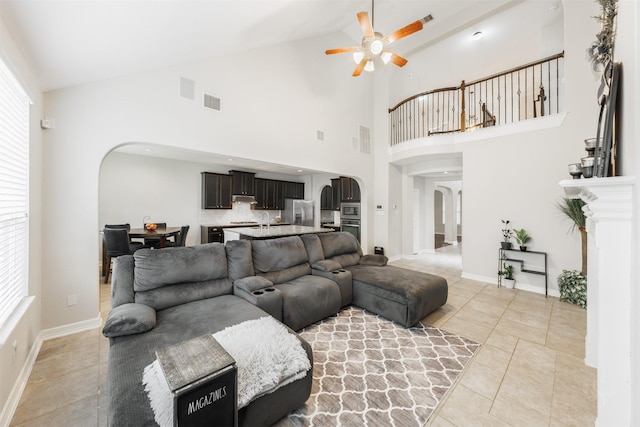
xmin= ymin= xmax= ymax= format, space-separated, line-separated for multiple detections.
xmin=224 ymin=225 xmax=333 ymax=241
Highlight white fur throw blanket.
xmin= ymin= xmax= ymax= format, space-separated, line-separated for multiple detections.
xmin=143 ymin=316 xmax=311 ymax=427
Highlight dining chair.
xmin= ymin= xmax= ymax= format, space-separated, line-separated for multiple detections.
xmin=103 ymin=227 xmax=144 ymax=283
xmin=143 ymin=222 xmax=167 ymax=248
xmin=165 ymin=225 xmax=190 ymax=247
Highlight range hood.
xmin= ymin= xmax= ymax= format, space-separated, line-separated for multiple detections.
xmin=232 ymin=194 xmax=257 ymax=204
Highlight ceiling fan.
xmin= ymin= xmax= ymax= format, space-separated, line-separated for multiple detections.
xmin=326 ymin=0 xmax=433 ymax=76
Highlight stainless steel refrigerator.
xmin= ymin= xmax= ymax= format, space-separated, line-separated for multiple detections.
xmin=283 ymin=199 xmax=314 ymax=226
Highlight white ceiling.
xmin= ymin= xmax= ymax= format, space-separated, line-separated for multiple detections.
xmin=0 ymin=0 xmax=559 ymax=92
xmin=0 ymin=0 xmax=561 ymax=179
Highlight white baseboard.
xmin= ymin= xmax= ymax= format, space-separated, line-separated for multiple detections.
xmin=0 ymin=315 xmax=102 ymax=427
xmin=40 ymin=315 xmax=102 ymax=341
xmin=461 ymin=272 xmax=496 ymax=284
xmin=0 ymin=333 xmax=42 ymax=427
xmin=461 ymin=272 xmax=559 ymax=297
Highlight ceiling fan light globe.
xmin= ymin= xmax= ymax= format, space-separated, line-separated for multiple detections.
xmin=353 ymin=51 xmax=365 ymax=64
xmin=370 ymin=39 xmax=384 ymax=55
xmin=364 ymin=61 xmax=375 ymax=72
xmin=381 ymin=51 xmax=392 ymax=64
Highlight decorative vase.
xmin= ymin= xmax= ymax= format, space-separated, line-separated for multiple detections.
xmin=519 ymin=246 xmax=527 ymax=252
xmin=503 ymin=278 xmax=515 ymax=289
xmin=500 ymin=242 xmax=512 ymax=250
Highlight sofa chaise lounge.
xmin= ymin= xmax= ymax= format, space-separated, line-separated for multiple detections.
xmin=103 ymin=232 xmax=448 ymax=426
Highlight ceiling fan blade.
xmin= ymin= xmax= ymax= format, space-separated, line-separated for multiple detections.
xmin=357 ymin=11 xmax=374 ymax=38
xmin=387 ymin=52 xmax=408 ymax=67
xmin=325 ymin=47 xmax=361 ymax=55
xmin=353 ymin=57 xmax=368 ymax=77
xmin=385 ymin=20 xmax=423 ymax=44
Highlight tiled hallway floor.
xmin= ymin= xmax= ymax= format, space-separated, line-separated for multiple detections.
xmin=10 ymin=244 xmax=596 ymax=426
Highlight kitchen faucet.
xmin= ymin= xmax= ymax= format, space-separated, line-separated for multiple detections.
xmin=143 ymin=215 xmax=150 ymax=227
xmin=260 ymin=212 xmax=270 ymax=230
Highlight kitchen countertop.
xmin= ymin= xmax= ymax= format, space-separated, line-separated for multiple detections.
xmin=227 ymin=225 xmax=333 ymax=240
xmin=201 ymin=222 xmax=290 ymax=228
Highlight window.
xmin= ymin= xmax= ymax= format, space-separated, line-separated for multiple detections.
xmin=0 ymin=56 xmax=30 ymax=328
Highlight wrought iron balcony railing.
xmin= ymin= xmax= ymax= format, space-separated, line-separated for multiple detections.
xmin=388 ymin=52 xmax=565 ymax=146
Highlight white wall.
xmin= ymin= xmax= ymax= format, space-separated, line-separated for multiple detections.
xmin=0 ymin=11 xmax=44 ymax=424
xmin=462 ymin=120 xmax=581 ymax=294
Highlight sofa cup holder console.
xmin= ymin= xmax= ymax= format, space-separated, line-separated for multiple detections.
xmin=252 ymin=288 xmax=276 ymax=296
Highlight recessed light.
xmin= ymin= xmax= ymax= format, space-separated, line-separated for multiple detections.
xmin=227 ymin=158 xmax=234 ymax=162
xmin=472 ymin=31 xmax=483 ymax=41
xmin=444 ymin=171 xmax=449 ymax=174
xmin=144 ymin=148 xmax=152 ymax=152
xmin=297 ymin=169 xmax=303 ymax=173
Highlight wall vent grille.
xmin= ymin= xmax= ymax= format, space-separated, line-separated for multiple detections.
xmin=359 ymin=125 xmax=371 ymax=154
xmin=315 ymin=130 xmax=325 ymax=141
xmin=203 ymin=93 xmax=221 ymax=111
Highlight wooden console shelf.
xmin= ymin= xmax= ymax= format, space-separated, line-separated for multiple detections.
xmin=498 ymin=248 xmax=548 ymax=296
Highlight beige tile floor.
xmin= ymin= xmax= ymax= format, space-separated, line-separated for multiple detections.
xmin=10 ymin=244 xmax=596 ymax=426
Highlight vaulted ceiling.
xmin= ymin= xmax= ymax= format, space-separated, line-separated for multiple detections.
xmin=1 ymin=0 xmax=560 ymax=92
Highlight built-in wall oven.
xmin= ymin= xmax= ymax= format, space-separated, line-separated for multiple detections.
xmin=340 ymin=202 xmax=361 ymax=242
xmin=340 ymin=219 xmax=360 ymax=242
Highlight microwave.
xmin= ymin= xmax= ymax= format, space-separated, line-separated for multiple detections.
xmin=341 ymin=202 xmax=360 ymax=220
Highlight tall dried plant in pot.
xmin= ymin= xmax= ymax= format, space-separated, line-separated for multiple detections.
xmin=557 ymin=198 xmax=587 ymax=276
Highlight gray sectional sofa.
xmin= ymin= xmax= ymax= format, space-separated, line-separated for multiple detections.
xmin=103 ymin=232 xmax=448 ymax=426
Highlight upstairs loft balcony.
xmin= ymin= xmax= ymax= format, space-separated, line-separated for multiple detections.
xmin=388 ymin=52 xmax=565 ymax=149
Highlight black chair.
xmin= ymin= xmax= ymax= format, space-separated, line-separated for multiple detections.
xmin=103 ymin=227 xmax=144 ymax=283
xmin=165 ymin=225 xmax=190 ymax=247
xmin=143 ymin=222 xmax=167 ymax=248
xmin=104 ymin=223 xmax=145 ymax=243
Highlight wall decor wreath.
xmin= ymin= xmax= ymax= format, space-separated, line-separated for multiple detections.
xmin=586 ymin=0 xmax=618 ymax=73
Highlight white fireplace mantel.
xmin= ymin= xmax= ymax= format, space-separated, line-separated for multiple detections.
xmin=559 ymin=176 xmax=635 ymax=426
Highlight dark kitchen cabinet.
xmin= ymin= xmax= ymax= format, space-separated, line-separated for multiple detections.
xmin=201 ymin=226 xmax=224 ymax=243
xmin=340 ymin=177 xmax=360 ymax=202
xmin=230 ymin=170 xmax=255 ymax=196
xmin=202 ymin=172 xmax=232 ymax=209
xmin=320 ymin=186 xmax=333 ymax=210
xmin=283 ymin=181 xmax=305 ymax=200
xmin=331 ymin=178 xmax=341 ymax=210
xmin=255 ymin=178 xmax=282 ymax=210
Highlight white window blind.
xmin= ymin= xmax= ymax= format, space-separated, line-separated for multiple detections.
xmin=0 ymin=57 xmax=30 ymax=328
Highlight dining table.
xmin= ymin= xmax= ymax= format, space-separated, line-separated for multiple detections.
xmin=129 ymin=226 xmax=181 ymax=248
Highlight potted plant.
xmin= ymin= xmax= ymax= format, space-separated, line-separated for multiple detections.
xmin=498 ymin=263 xmax=515 ymax=289
xmin=557 ymin=269 xmax=587 ymax=308
xmin=557 ymin=198 xmax=587 ymax=276
xmin=513 ymin=228 xmax=531 ymax=251
xmin=501 ymin=219 xmax=513 ymax=249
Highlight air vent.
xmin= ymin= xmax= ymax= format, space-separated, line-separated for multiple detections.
xmin=315 ymin=130 xmax=325 ymax=141
xmin=203 ymin=93 xmax=221 ymax=111
xmin=359 ymin=125 xmax=371 ymax=154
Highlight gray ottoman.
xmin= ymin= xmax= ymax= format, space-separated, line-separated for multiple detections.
xmin=346 ymin=264 xmax=448 ymax=327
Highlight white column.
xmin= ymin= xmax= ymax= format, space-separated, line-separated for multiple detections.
xmin=561 ymin=176 xmax=635 ymax=426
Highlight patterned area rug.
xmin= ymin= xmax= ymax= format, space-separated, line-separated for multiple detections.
xmin=285 ymin=307 xmax=480 ymax=426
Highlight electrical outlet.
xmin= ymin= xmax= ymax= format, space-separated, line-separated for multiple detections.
xmin=67 ymin=295 xmax=77 ymax=306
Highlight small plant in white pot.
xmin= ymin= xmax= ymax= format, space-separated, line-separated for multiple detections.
xmin=513 ymin=228 xmax=531 ymax=251
xmin=498 ymin=263 xmax=515 ymax=289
